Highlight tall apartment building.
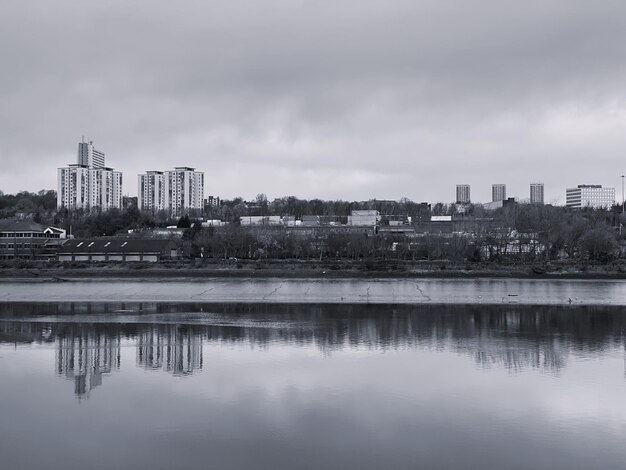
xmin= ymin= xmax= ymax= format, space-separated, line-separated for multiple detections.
xmin=492 ymin=184 xmax=506 ymax=202
xmin=77 ymin=139 xmax=105 ymax=168
xmin=138 ymin=167 xmax=204 ymax=216
xmin=566 ymin=185 xmax=615 ymax=209
xmin=57 ymin=140 xmax=123 ymax=211
xmin=456 ymin=184 xmax=471 ymax=204
xmin=530 ymin=183 xmax=544 ymax=204
xmin=138 ymin=171 xmax=166 ymax=212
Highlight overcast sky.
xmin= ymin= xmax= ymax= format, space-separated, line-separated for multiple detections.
xmin=1 ymin=0 xmax=626 ymax=204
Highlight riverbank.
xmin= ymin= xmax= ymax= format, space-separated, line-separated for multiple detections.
xmin=2 ymin=259 xmax=626 ymax=280
xmin=1 ymin=276 xmax=626 ymax=305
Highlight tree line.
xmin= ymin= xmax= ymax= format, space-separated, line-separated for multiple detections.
xmin=1 ymin=190 xmax=625 ymax=262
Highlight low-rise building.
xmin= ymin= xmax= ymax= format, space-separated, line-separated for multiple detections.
xmin=57 ymin=239 xmax=179 ymax=262
xmin=240 ymin=216 xmax=282 ymax=226
xmin=0 ymin=219 xmax=66 ymax=260
xmin=348 ymin=210 xmax=381 ymax=227
xmin=482 ymin=198 xmax=517 ymax=211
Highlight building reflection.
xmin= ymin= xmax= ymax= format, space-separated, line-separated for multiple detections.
xmin=137 ymin=325 xmax=203 ymax=376
xmin=55 ymin=327 xmax=121 ymax=398
xmin=1 ymin=302 xmax=626 ymax=397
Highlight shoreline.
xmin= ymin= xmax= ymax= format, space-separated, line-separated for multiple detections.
xmin=3 ymin=263 xmax=626 ymax=281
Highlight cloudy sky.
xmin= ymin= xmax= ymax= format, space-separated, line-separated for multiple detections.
xmin=1 ymin=0 xmax=626 ymax=204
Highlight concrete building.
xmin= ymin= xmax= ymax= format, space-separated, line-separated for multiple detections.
xmin=77 ymin=139 xmax=105 ymax=168
xmin=456 ymin=184 xmax=471 ymax=204
xmin=349 ymin=210 xmax=381 ymax=227
xmin=138 ymin=167 xmax=204 ymax=216
xmin=206 ymin=196 xmax=221 ymax=207
xmin=138 ymin=171 xmax=166 ymax=212
xmin=483 ymin=198 xmax=517 ymax=211
xmin=492 ymin=184 xmax=506 ymax=202
xmin=566 ymin=185 xmax=615 ymax=209
xmin=57 ymin=140 xmax=123 ymax=211
xmin=166 ymin=167 xmax=204 ymax=217
xmin=530 ymin=183 xmax=544 ymax=204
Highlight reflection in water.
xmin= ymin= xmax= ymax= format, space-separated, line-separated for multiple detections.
xmin=0 ymin=321 xmax=204 ymax=397
xmin=137 ymin=325 xmax=202 ymax=376
xmin=1 ymin=302 xmax=626 ymax=470
xmin=1 ymin=302 xmax=625 ymax=398
xmin=56 ymin=327 xmax=121 ymax=397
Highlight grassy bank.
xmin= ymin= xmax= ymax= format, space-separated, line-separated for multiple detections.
xmin=2 ymin=259 xmax=626 ymax=280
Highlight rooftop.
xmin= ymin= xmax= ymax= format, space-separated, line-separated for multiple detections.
xmin=0 ymin=219 xmax=46 ymax=232
xmin=58 ymin=238 xmax=176 ymax=253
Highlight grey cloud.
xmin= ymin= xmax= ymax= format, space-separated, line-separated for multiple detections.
xmin=2 ymin=0 xmax=626 ymax=203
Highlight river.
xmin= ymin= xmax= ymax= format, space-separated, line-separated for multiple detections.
xmin=1 ymin=280 xmax=625 ymax=469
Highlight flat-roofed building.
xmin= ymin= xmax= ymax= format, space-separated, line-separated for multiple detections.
xmin=138 ymin=167 xmax=204 ymax=217
xmin=492 ymin=184 xmax=506 ymax=202
xmin=77 ymin=139 xmax=105 ymax=169
xmin=349 ymin=210 xmax=381 ymax=227
xmin=530 ymin=183 xmax=544 ymax=204
xmin=138 ymin=171 xmax=166 ymax=212
xmin=566 ymin=185 xmax=615 ymax=209
xmin=456 ymin=184 xmax=471 ymax=204
xmin=58 ymin=140 xmax=122 ymax=211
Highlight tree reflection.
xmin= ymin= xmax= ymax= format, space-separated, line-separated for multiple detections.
xmin=1 ymin=302 xmax=625 ymax=396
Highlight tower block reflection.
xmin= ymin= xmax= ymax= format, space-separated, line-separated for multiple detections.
xmin=137 ymin=325 xmax=203 ymax=376
xmin=55 ymin=328 xmax=121 ymax=398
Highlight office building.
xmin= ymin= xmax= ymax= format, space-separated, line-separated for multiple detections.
xmin=530 ymin=183 xmax=544 ymax=204
xmin=456 ymin=184 xmax=471 ymax=204
xmin=566 ymin=185 xmax=615 ymax=209
xmin=138 ymin=167 xmax=204 ymax=216
xmin=0 ymin=219 xmax=65 ymax=261
xmin=492 ymin=184 xmax=506 ymax=202
xmin=57 ymin=140 xmax=123 ymax=211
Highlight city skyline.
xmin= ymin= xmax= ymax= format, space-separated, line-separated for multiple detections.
xmin=53 ymin=138 xmax=618 ymax=207
xmin=3 ymin=1 xmax=626 ymax=204
xmin=51 ymin=138 xmax=620 ymax=208
xmin=8 ymin=137 xmax=624 ymax=206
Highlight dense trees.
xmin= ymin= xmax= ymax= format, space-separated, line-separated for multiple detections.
xmin=1 ymin=190 xmax=625 ymax=262
xmin=0 ymin=190 xmax=57 ymax=222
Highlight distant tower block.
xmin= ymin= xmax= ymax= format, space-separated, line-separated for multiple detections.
xmin=492 ymin=184 xmax=506 ymax=202
xmin=456 ymin=184 xmax=470 ymax=204
xmin=530 ymin=183 xmax=544 ymax=204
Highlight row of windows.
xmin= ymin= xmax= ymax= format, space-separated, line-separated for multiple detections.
xmin=0 ymin=233 xmax=53 ymax=238
xmin=0 ymin=243 xmax=37 ymax=249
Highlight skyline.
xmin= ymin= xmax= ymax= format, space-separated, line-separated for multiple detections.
xmin=3 ymin=1 xmax=626 ymax=204
xmin=24 ymin=136 xmax=626 ymax=207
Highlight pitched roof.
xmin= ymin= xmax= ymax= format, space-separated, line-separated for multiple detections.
xmin=0 ymin=218 xmax=46 ymax=232
xmin=58 ymin=238 xmax=177 ymax=254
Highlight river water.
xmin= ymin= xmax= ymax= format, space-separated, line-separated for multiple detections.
xmin=1 ymin=281 xmax=625 ymax=469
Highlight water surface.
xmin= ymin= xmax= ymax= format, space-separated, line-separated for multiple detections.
xmin=1 ymin=302 xmax=625 ymax=469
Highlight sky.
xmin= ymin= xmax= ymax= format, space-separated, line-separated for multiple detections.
xmin=1 ymin=0 xmax=626 ymax=204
